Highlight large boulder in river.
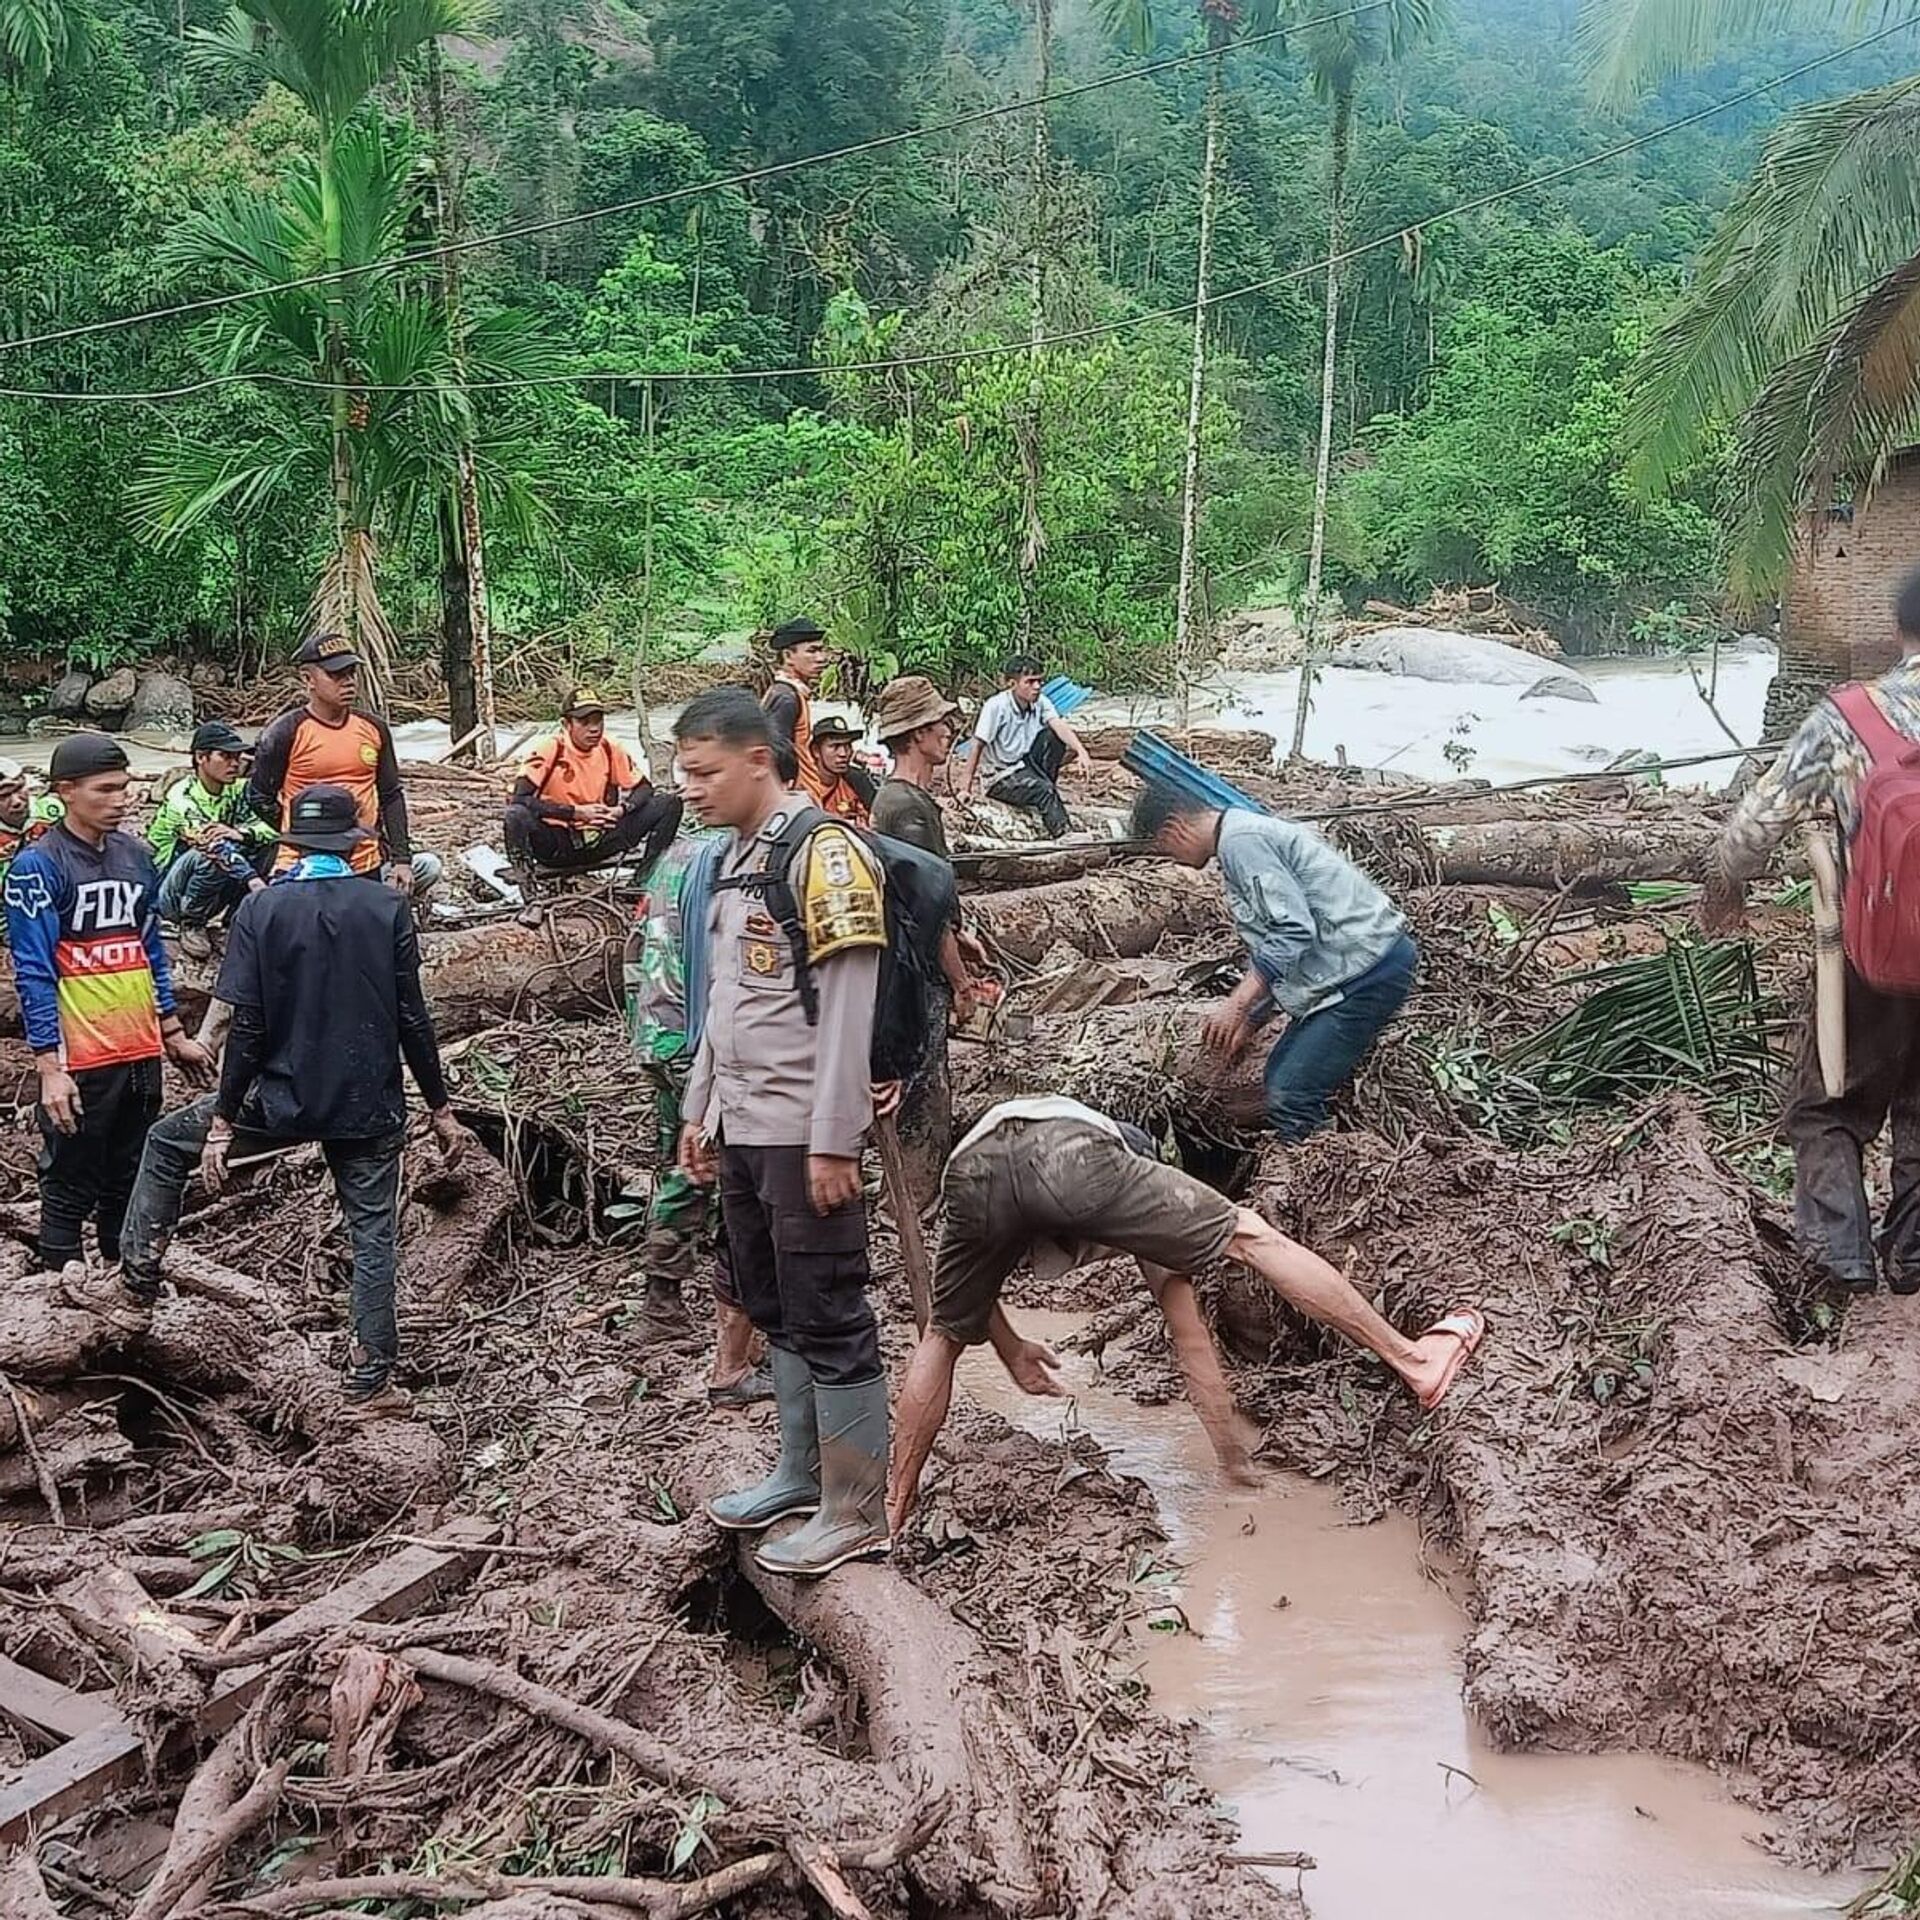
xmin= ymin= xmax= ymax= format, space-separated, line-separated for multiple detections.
xmin=47 ymin=670 xmax=91 ymax=719
xmin=82 ymin=666 xmax=138 ymax=724
xmin=1331 ymin=626 xmax=1598 ymax=703
xmin=126 ymin=669 xmax=195 ymax=736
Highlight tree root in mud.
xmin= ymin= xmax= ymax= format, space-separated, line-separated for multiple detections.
xmin=966 ymin=866 xmax=1228 ymax=967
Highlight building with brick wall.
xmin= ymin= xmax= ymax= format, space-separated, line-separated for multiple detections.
xmin=1772 ymin=447 xmax=1920 ymax=733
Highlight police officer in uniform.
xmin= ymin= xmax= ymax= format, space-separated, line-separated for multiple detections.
xmin=673 ymin=688 xmax=892 ymax=1578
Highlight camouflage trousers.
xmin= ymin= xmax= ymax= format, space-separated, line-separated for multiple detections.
xmin=645 ymin=1059 xmax=737 ymax=1306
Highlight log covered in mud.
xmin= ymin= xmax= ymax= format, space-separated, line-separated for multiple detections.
xmin=1405 ymin=815 xmax=1718 ymax=891
xmin=968 ymin=865 xmax=1229 ymax=966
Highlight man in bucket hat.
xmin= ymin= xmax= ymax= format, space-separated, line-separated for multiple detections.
xmin=120 ymin=783 xmax=475 ymax=1420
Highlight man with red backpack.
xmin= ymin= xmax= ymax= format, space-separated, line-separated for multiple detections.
xmin=1705 ymin=563 xmax=1920 ymax=1293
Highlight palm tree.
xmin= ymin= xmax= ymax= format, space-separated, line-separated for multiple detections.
xmin=1101 ymin=0 xmax=1282 ymax=729
xmin=182 ymin=0 xmax=488 ymax=693
xmin=0 ymin=0 xmax=88 ymax=95
xmin=1287 ymin=0 xmax=1444 ymax=759
xmin=128 ymin=120 xmax=560 ymax=698
xmin=1018 ymin=0 xmax=1055 ymax=646
xmin=1579 ymin=1 xmax=1920 ymax=723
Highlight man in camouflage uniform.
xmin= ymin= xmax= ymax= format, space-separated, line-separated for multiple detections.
xmin=624 ymin=819 xmax=770 ymax=1404
xmin=1705 ymin=562 xmax=1920 ymax=1292
xmin=675 ymin=688 xmax=892 ymax=1579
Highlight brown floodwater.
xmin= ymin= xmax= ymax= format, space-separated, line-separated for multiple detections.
xmin=958 ymin=1314 xmax=1866 ymax=1920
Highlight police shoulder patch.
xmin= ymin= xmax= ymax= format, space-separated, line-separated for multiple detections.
xmin=799 ymin=824 xmax=886 ymax=963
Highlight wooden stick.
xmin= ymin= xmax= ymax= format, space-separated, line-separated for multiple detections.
xmin=0 ymin=1367 xmax=64 ymax=1528
xmin=788 ymin=1841 xmax=875 ymax=1920
xmin=872 ymin=1115 xmax=933 ymax=1335
xmin=1804 ymin=829 xmax=1847 ymax=1099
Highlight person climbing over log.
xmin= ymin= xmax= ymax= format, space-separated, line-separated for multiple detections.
xmin=956 ymin=654 xmax=1092 ymax=839
xmin=119 ymin=784 xmax=475 ymax=1420
xmin=886 ymin=1096 xmax=1486 ymax=1536
xmin=674 ymin=688 xmax=895 ymax=1577
xmin=1703 ymin=562 xmax=1920 ymax=1294
xmin=248 ymin=632 xmax=443 ymax=900
xmin=623 ymin=812 xmax=772 ymax=1406
xmin=760 ymin=615 xmax=833 ymax=805
xmin=811 ymin=715 xmax=876 ymax=825
xmin=151 ymin=721 xmax=276 ymax=959
xmin=1132 ymin=784 xmax=1417 ymax=1141
xmin=3 ymin=734 xmax=215 ymax=1272
xmin=503 ymin=687 xmax=682 ymax=913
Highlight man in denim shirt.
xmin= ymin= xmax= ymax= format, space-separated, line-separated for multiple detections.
xmin=1134 ymin=786 xmax=1416 ymax=1139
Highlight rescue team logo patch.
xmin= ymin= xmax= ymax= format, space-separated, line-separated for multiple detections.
xmin=800 ymin=825 xmax=885 ymax=963
xmin=359 ymin=742 xmax=380 ymax=767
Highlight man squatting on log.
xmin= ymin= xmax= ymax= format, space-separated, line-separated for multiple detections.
xmin=888 ymin=1097 xmax=1485 ymax=1534
xmin=1133 ymin=783 xmax=1418 ymax=1140
xmin=117 ymin=783 xmax=474 ymax=1420
xmin=504 ymin=685 xmax=682 ymax=910
xmin=1703 ymin=561 xmax=1920 ymax=1296
xmin=674 ymin=688 xmax=898 ymax=1578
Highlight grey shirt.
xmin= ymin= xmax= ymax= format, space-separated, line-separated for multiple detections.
xmin=1216 ymin=810 xmax=1406 ymax=1019
xmin=871 ymin=777 xmax=949 ymax=858
xmin=682 ymin=809 xmax=883 ymax=1158
xmin=972 ymin=689 xmax=1058 ymax=782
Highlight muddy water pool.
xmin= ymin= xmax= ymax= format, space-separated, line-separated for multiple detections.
xmin=958 ymin=1313 xmax=1865 ymax=1920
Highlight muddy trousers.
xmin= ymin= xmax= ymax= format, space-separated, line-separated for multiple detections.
xmin=37 ymin=1058 xmax=162 ymax=1269
xmin=642 ymin=1059 xmax=737 ymax=1307
xmin=718 ymin=1143 xmax=880 ymax=1386
xmin=987 ymin=730 xmax=1070 ymax=839
xmin=503 ymin=789 xmax=682 ymax=876
xmin=1263 ymin=935 xmax=1419 ymax=1142
xmin=1782 ymin=972 xmax=1920 ymax=1286
xmin=121 ymin=1093 xmax=406 ymax=1386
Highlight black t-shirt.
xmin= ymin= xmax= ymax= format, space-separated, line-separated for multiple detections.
xmin=871 ymin=778 xmax=949 ymax=859
xmin=214 ymin=874 xmax=448 ymax=1138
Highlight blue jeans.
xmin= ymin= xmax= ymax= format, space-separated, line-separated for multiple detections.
xmin=121 ymin=1091 xmax=406 ymax=1385
xmin=159 ymin=846 xmax=272 ymax=927
xmin=1263 ymin=934 xmax=1419 ymax=1141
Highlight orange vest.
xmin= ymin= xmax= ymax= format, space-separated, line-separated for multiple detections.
xmin=767 ymin=674 xmax=829 ymax=804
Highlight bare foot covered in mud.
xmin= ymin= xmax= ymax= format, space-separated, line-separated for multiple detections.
xmin=1403 ymin=1308 xmax=1487 ymax=1410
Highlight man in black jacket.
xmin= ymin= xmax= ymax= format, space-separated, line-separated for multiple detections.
xmin=120 ymin=784 xmax=474 ymax=1419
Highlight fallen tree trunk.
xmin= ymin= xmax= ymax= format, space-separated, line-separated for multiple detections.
xmin=1369 ymin=816 xmax=1717 ymax=891
xmin=955 ymin=999 xmax=1270 ymax=1133
xmin=1076 ymin=724 xmax=1276 ymax=768
xmin=967 ymin=867 xmax=1228 ymax=967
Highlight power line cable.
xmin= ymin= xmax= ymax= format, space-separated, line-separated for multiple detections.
xmin=0 ymin=1 xmax=1392 ymax=359
xmin=0 ymin=13 xmax=1910 ymax=406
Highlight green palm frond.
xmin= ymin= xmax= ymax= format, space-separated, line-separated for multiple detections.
xmin=1095 ymin=0 xmax=1283 ymax=55
xmin=1576 ymin=0 xmax=1886 ymax=99
xmin=1722 ymin=247 xmax=1920 ymax=600
xmin=1289 ymin=0 xmax=1445 ymax=100
xmin=191 ymin=0 xmax=487 ymax=129
xmin=126 ymin=421 xmax=316 ymax=543
xmin=0 ymin=0 xmax=89 ymax=88
xmin=1626 ymin=77 xmax=1920 ymax=487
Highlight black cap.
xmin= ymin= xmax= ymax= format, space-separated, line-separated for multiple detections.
xmin=280 ymin=782 xmax=372 ymax=854
xmin=49 ymin=733 xmax=130 ymax=782
xmin=811 ymin=714 xmax=858 ymax=742
xmin=293 ymin=632 xmax=364 ymax=674
xmin=771 ymin=617 xmax=826 ymax=657
xmin=191 ymin=720 xmax=246 ymax=756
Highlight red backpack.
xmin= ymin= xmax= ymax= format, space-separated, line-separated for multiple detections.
xmin=1831 ymin=682 xmax=1920 ymax=994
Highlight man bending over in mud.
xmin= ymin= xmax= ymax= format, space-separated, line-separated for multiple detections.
xmin=887 ymin=1096 xmax=1484 ymax=1535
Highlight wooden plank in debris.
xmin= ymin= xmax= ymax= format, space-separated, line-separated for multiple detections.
xmin=0 ymin=1518 xmax=501 ymax=1844
xmin=0 ymin=1653 xmax=126 ymax=1744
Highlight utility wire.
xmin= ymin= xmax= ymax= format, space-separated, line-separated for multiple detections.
xmin=0 ymin=0 xmax=1393 ymax=360
xmin=0 ymin=13 xmax=1910 ymax=406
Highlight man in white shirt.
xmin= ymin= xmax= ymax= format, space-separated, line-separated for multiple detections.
xmin=886 ymin=1097 xmax=1485 ymax=1536
xmin=956 ymin=655 xmax=1091 ymax=838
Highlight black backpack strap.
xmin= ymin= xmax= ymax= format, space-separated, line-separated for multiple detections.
xmin=713 ymin=806 xmax=828 ymax=1025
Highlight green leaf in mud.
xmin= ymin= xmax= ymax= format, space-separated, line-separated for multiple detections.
xmin=178 ymin=1549 xmax=242 ymax=1600
xmin=669 ymin=1792 xmax=725 ymax=1873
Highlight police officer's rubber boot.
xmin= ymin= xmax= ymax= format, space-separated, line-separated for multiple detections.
xmin=707 ymin=1346 xmax=819 ymax=1531
xmin=754 ymin=1376 xmax=890 ymax=1578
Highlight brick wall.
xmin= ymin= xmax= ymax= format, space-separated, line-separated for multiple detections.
xmin=1783 ymin=458 xmax=1920 ymax=685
